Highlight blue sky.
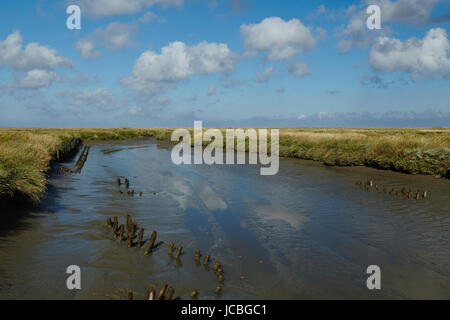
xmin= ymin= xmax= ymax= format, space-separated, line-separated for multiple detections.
xmin=0 ymin=0 xmax=449 ymax=127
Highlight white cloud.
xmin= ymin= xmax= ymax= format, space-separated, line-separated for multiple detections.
xmin=75 ymin=39 xmax=102 ymax=59
xmin=373 ymin=0 xmax=440 ymax=25
xmin=57 ymin=88 xmax=119 ymax=111
xmin=240 ymin=17 xmax=316 ymax=60
xmin=254 ymin=66 xmax=273 ymax=83
xmin=76 ymin=0 xmax=184 ymax=17
xmin=18 ymin=69 xmax=59 ymax=89
xmin=122 ymin=41 xmax=235 ymax=97
xmin=139 ymin=11 xmax=158 ymax=23
xmin=288 ymin=62 xmax=310 ymax=78
xmin=0 ymin=31 xmax=72 ymax=91
xmin=0 ymin=31 xmax=73 ymax=71
xmin=369 ymin=28 xmax=450 ymax=79
xmin=336 ymin=0 xmax=444 ymax=53
xmin=75 ymin=22 xmax=137 ymax=59
xmin=207 ymin=83 xmax=216 ymax=96
xmin=95 ymin=22 xmax=137 ymax=50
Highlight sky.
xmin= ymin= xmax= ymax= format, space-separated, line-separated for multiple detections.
xmin=0 ymin=0 xmax=449 ymax=127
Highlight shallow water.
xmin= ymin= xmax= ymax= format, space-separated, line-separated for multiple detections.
xmin=0 ymin=139 xmax=449 ymax=300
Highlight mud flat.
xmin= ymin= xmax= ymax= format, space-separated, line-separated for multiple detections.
xmin=0 ymin=140 xmax=448 ymax=299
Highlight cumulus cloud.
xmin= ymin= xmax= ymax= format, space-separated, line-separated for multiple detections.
xmin=369 ymin=28 xmax=450 ymax=79
xmin=122 ymin=41 xmax=235 ymax=98
xmin=240 ymin=17 xmax=316 ymax=60
xmin=0 ymin=31 xmax=72 ymax=90
xmin=57 ymin=88 xmax=119 ymax=111
xmin=18 ymin=69 xmax=59 ymax=89
xmin=0 ymin=31 xmax=73 ymax=71
xmin=374 ymin=0 xmax=441 ymax=25
xmin=74 ymin=0 xmax=183 ymax=17
xmin=75 ymin=39 xmax=102 ymax=59
xmin=254 ymin=66 xmax=273 ymax=83
xmin=336 ymin=0 xmax=445 ymax=53
xmin=75 ymin=22 xmax=137 ymax=59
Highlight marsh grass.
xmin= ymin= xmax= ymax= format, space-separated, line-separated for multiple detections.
xmin=0 ymin=127 xmax=448 ymax=203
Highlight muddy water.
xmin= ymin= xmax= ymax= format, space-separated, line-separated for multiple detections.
xmin=0 ymin=139 xmax=449 ymax=300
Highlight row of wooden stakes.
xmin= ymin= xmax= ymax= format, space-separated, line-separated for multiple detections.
xmin=116 ymin=178 xmax=144 ymax=197
xmin=128 ymin=284 xmax=176 ymax=300
xmin=106 ymin=215 xmax=226 ymax=299
xmin=61 ymin=145 xmax=91 ymax=174
xmin=356 ymin=178 xmax=428 ymax=200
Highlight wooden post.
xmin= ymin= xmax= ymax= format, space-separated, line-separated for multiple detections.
xmin=175 ymin=246 xmax=183 ymax=259
xmin=144 ymin=231 xmax=157 ymax=255
xmin=107 ymin=217 xmax=112 ymax=228
xmin=125 ymin=179 xmax=130 ymax=188
xmin=168 ymin=242 xmax=174 ymax=255
xmin=137 ymin=227 xmax=144 ymax=248
xmin=191 ymin=290 xmax=199 ymax=299
xmin=113 ymin=217 xmax=118 ymax=239
xmin=117 ymin=178 xmax=121 ymax=186
xmin=147 ymin=288 xmax=156 ymax=300
xmin=213 ymin=262 xmax=221 ymax=271
xmin=165 ymin=287 xmax=175 ymax=300
xmin=118 ymin=225 xmax=125 ymax=241
xmin=128 ymin=223 xmax=136 ymax=247
xmin=203 ymin=255 xmax=210 ymax=265
xmin=126 ymin=215 xmax=131 ymax=232
xmin=157 ymin=284 xmax=168 ymax=300
xmin=195 ymin=250 xmax=201 ymax=259
xmin=128 ymin=291 xmax=133 ymax=300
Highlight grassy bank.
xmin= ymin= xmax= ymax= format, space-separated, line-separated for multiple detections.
xmin=0 ymin=127 xmax=449 ymax=203
xmin=0 ymin=128 xmax=166 ymax=202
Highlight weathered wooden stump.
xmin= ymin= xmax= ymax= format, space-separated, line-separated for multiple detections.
xmin=128 ymin=223 xmax=136 ymax=247
xmin=175 ymin=246 xmax=183 ymax=259
xmin=144 ymin=231 xmax=157 ymax=255
xmin=117 ymin=178 xmax=121 ymax=186
xmin=165 ymin=287 xmax=175 ymax=300
xmin=126 ymin=215 xmax=131 ymax=231
xmin=157 ymin=284 xmax=168 ymax=300
xmin=191 ymin=290 xmax=199 ymax=299
xmin=147 ymin=288 xmax=156 ymax=300
xmin=118 ymin=225 xmax=125 ymax=241
xmin=137 ymin=227 xmax=144 ymax=248
xmin=213 ymin=262 xmax=221 ymax=271
xmin=203 ymin=255 xmax=211 ymax=265
xmin=112 ymin=217 xmax=118 ymax=239
xmin=106 ymin=217 xmax=112 ymax=228
xmin=168 ymin=242 xmax=174 ymax=255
